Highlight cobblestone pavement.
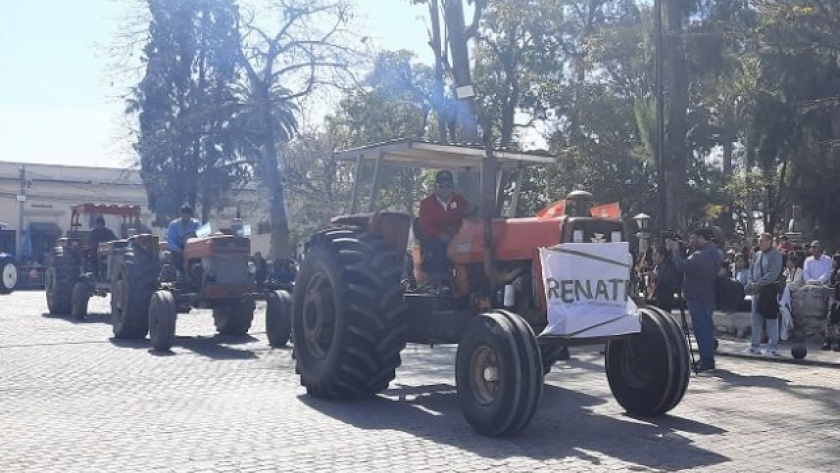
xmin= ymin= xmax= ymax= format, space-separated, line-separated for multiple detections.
xmin=1 ymin=290 xmax=838 ymax=472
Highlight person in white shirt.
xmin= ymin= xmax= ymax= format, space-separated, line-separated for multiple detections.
xmin=803 ymin=240 xmax=833 ymax=284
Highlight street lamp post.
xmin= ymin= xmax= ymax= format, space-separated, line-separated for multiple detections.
xmin=634 ymin=212 xmax=652 ymax=264
xmin=633 ymin=213 xmax=652 ymax=299
xmin=654 ymin=0 xmax=668 ymax=241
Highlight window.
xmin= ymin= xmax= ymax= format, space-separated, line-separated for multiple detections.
xmin=0 ymin=230 xmax=15 ymax=255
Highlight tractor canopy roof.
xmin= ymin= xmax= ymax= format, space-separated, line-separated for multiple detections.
xmin=333 ymin=138 xmax=555 ymax=170
xmin=70 ymin=204 xmax=142 ymax=218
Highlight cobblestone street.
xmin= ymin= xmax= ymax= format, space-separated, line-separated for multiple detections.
xmin=1 ymin=290 xmax=838 ymax=472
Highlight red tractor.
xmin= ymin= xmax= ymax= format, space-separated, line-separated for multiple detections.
xmin=292 ymin=139 xmax=690 ymax=436
xmin=45 ymin=204 xmax=160 ymax=333
xmin=145 ymin=225 xmax=291 ymax=352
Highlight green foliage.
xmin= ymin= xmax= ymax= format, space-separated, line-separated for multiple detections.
xmin=129 ymin=0 xmax=248 ymax=224
xmin=325 ymin=50 xmax=436 ymax=214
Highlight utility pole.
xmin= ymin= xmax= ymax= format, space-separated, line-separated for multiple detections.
xmin=654 ymin=0 xmax=667 ymax=239
xmin=17 ymin=165 xmax=26 ymax=259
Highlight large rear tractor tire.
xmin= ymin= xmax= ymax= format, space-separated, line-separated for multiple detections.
xmin=605 ymin=305 xmax=690 ymax=417
xmin=0 ymin=255 xmax=18 ymax=294
xmin=293 ymin=229 xmax=408 ymax=399
xmin=46 ymin=250 xmax=77 ymax=314
xmin=149 ymin=290 xmax=177 ymax=351
xmin=455 ymin=310 xmax=544 ymax=436
xmin=110 ymin=247 xmax=158 ymax=339
xmin=213 ymin=299 xmax=255 ymax=335
xmin=71 ymin=281 xmax=91 ymax=319
xmin=266 ymin=290 xmax=292 ymax=347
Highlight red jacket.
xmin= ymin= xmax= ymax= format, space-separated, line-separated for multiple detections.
xmin=418 ymin=193 xmax=467 ymax=238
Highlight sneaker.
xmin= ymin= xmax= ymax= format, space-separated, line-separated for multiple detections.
xmin=763 ymin=349 xmax=781 ymax=357
xmin=742 ymin=347 xmax=761 ymax=355
xmin=693 ymin=361 xmax=716 ymax=372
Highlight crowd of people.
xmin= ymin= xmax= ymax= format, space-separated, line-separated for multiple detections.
xmin=248 ymin=252 xmax=298 ymax=291
xmin=641 ymin=230 xmax=840 ymax=371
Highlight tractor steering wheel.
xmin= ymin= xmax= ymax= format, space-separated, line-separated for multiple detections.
xmin=180 ymin=231 xmax=197 ymax=248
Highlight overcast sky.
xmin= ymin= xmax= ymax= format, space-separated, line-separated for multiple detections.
xmin=0 ymin=0 xmax=432 ymax=168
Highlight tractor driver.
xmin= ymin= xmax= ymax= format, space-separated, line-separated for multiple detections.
xmin=88 ymin=216 xmax=118 ymax=277
xmin=167 ymin=205 xmax=202 ymax=277
xmin=417 ymin=170 xmax=473 ymax=287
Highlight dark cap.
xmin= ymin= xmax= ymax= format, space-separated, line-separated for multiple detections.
xmin=692 ymin=227 xmax=715 ymax=242
xmin=180 ymin=204 xmax=193 ymax=214
xmin=94 ymin=216 xmax=105 ymax=225
xmin=435 ymin=170 xmax=454 ymax=185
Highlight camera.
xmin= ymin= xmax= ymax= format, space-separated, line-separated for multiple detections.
xmin=661 ymin=230 xmax=689 ymax=257
xmin=660 ymin=230 xmax=683 ymax=242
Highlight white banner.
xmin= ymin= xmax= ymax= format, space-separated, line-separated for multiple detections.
xmin=539 ymin=242 xmax=640 ymax=338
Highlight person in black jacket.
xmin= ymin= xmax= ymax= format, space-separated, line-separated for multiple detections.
xmin=88 ymin=216 xmax=117 ymax=277
xmin=645 ymin=247 xmax=679 ymax=312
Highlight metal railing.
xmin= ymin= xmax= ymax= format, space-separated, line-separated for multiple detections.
xmin=16 ymin=268 xmax=46 ymax=289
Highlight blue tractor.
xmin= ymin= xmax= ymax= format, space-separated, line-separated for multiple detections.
xmin=0 ymin=222 xmax=19 ymax=294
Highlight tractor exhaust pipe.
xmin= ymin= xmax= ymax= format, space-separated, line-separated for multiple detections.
xmin=480 ymin=140 xmax=523 ymax=287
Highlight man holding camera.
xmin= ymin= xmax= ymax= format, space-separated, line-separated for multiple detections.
xmin=667 ymin=227 xmax=722 ymax=372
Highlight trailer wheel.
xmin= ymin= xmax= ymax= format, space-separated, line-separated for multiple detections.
xmin=71 ymin=282 xmax=90 ymax=319
xmin=455 ymin=310 xmax=543 ymax=436
xmin=149 ymin=290 xmax=177 ymax=351
xmin=605 ymin=306 xmax=690 ymax=416
xmin=213 ymin=299 xmax=255 ymax=335
xmin=293 ymin=229 xmax=407 ymax=399
xmin=266 ymin=290 xmax=292 ymax=347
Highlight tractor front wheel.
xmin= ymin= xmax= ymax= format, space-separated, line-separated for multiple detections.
xmin=455 ymin=310 xmax=544 ymax=437
xmin=149 ymin=290 xmax=177 ymax=351
xmin=605 ymin=306 xmax=690 ymax=417
xmin=213 ymin=299 xmax=255 ymax=335
xmin=266 ymin=290 xmax=292 ymax=347
xmin=71 ymin=281 xmax=91 ymax=319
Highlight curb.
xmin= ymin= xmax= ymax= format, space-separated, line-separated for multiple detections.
xmin=712 ymin=347 xmax=840 ymax=369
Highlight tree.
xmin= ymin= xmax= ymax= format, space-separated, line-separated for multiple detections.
xmin=233 ymin=0 xmax=362 ymax=257
xmin=326 ymin=50 xmax=435 ymax=214
xmin=129 ymin=0 xmax=247 ymax=225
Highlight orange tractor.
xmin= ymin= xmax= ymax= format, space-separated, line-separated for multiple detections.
xmin=145 ymin=225 xmax=291 ymax=352
xmin=291 ymin=139 xmax=690 ymax=436
xmin=45 ymin=204 xmax=291 ymax=350
xmin=45 ymin=204 xmax=160 ymax=332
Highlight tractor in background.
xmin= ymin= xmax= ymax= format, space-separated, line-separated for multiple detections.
xmin=0 ymin=221 xmax=19 ymax=294
xmin=292 ymin=139 xmax=690 ymax=436
xmin=144 ymin=224 xmax=291 ymax=352
xmin=44 ymin=204 xmax=160 ymax=336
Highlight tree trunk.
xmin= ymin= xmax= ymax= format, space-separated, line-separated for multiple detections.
xmin=429 ymin=0 xmax=448 ymax=143
xmin=664 ymin=0 xmax=688 ymax=231
xmin=256 ymin=83 xmax=291 ymax=259
xmin=723 ymin=140 xmax=733 ymax=175
xmin=744 ymin=131 xmax=755 ymax=241
xmin=443 ymin=0 xmax=479 ymax=142
xmin=443 ymin=0 xmax=480 ymax=203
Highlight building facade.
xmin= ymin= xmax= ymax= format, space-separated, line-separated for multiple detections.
xmin=0 ymin=161 xmax=270 ymax=269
